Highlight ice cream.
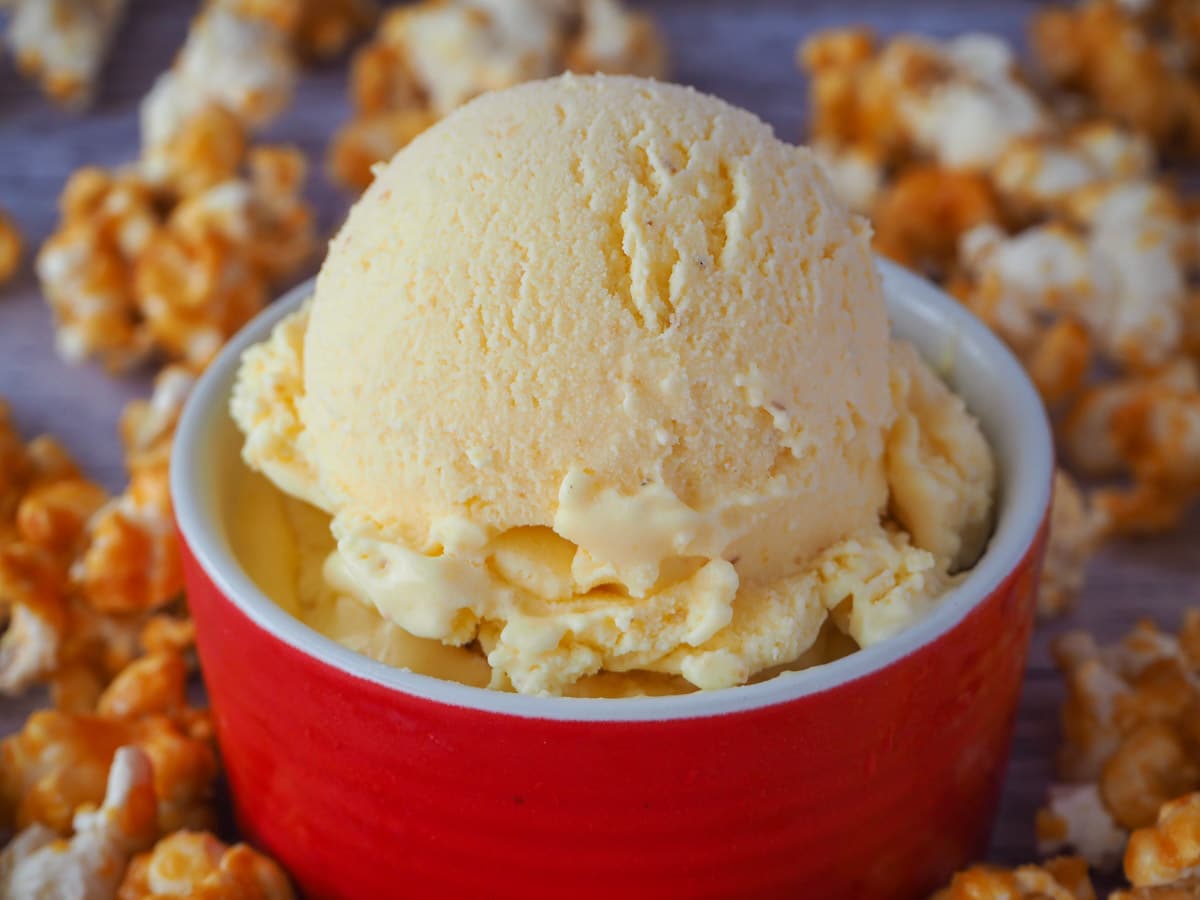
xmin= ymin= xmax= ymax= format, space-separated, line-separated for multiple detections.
xmin=231 ymin=74 xmax=996 ymax=696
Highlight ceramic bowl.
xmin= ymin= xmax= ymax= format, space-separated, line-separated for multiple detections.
xmin=172 ymin=259 xmax=1053 ymax=900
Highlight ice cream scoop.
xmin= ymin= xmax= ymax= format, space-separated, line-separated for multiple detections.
xmin=232 ymin=74 xmax=995 ymax=694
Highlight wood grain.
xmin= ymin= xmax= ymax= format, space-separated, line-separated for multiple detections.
xmin=1 ymin=0 xmax=1197 ymax=876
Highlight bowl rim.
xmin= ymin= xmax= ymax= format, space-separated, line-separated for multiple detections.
xmin=172 ymin=259 xmax=1053 ymax=723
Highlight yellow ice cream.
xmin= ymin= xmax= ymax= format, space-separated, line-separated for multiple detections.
xmin=231 ymin=74 xmax=995 ymax=696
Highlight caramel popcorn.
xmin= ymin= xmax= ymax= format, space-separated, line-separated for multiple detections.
xmin=328 ymin=0 xmax=668 ymax=190
xmin=800 ymin=28 xmax=1048 ymax=171
xmin=1062 ymin=361 xmax=1200 ymax=535
xmin=1 ymin=704 xmax=216 ymax=837
xmin=38 ymin=149 xmax=314 ymax=373
xmin=871 ymin=165 xmax=1001 ymax=280
xmin=1030 ymin=0 xmax=1200 ymax=159
xmin=140 ymin=1 xmax=297 ymax=161
xmin=119 ymin=831 xmax=295 ymax=899
xmin=0 ymin=746 xmax=157 ymax=899
xmin=0 ymin=0 xmax=129 ymax=108
xmin=0 ymin=402 xmax=108 ymax=697
xmin=932 ymin=857 xmax=1097 ymax=900
xmin=957 ymin=182 xmax=1189 ymax=376
xmin=0 ymin=380 xmax=198 ymax=710
xmin=77 ymin=367 xmax=195 ymax=616
xmin=1125 ymin=793 xmax=1200 ymax=890
xmin=992 ymin=123 xmax=1154 ymax=222
xmin=1039 ymin=612 xmax=1200 ymax=866
xmin=0 ymin=209 xmax=22 ymax=285
xmin=810 ymin=139 xmax=885 ymax=215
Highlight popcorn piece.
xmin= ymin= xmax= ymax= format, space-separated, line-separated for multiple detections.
xmin=799 ymin=28 xmax=908 ymax=157
xmin=0 ymin=746 xmax=157 ymax=900
xmin=140 ymin=2 xmax=297 ymax=161
xmin=993 ymin=123 xmax=1155 ymax=221
xmin=565 ymin=0 xmax=667 ymax=78
xmin=1062 ymin=361 xmax=1200 ymax=535
xmin=1065 ymin=180 xmax=1190 ymax=369
xmin=810 ymin=140 xmax=885 ymax=215
xmin=958 ymin=187 xmax=1189 ymax=375
xmin=141 ymin=102 xmax=248 ymax=199
xmin=932 ymin=857 xmax=1097 ymax=900
xmin=800 ymin=29 xmax=1049 ymax=170
xmin=119 ymin=831 xmax=296 ymax=899
xmin=1025 ymin=320 xmax=1094 ymax=410
xmin=1125 ymin=793 xmax=1200 ymax=888
xmin=1 ymin=0 xmax=129 ymax=108
xmin=38 ymin=147 xmax=314 ymax=372
xmin=1038 ymin=783 xmax=1130 ymax=870
xmin=1 ymin=706 xmax=216 ymax=837
xmin=76 ymin=367 xmax=195 ymax=614
xmin=1030 ymin=0 xmax=1200 ymax=158
xmin=36 ymin=166 xmax=161 ymax=371
xmin=328 ymin=0 xmax=667 ymax=190
xmin=0 ymin=209 xmax=22 ymax=285
xmin=1041 ymin=612 xmax=1200 ymax=866
xmin=1038 ymin=470 xmax=1106 ymax=619
xmin=956 ymin=221 xmax=1101 ymax=403
xmin=0 ymin=543 xmax=70 ymax=698
xmin=1103 ymin=723 xmax=1200 ymax=832
xmin=871 ymin=165 xmax=1001 ymax=280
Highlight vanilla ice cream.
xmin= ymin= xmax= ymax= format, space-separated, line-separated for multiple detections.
xmin=231 ymin=74 xmax=995 ymax=696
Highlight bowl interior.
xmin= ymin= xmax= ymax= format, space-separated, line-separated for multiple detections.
xmin=172 ymin=259 xmax=1054 ymax=722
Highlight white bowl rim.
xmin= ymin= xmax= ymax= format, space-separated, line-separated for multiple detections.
xmin=172 ymin=259 xmax=1053 ymax=723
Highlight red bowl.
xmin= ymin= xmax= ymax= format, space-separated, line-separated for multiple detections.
xmin=173 ymin=260 xmax=1053 ymax=900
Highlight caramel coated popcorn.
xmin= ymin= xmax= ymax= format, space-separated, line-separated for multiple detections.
xmin=119 ymin=831 xmax=295 ymax=899
xmin=0 ymin=0 xmax=129 ymax=108
xmin=0 ymin=402 xmax=108 ymax=697
xmin=1038 ymin=612 xmax=1200 ymax=867
xmin=0 ymin=381 xmax=196 ymax=709
xmin=0 ymin=746 xmax=157 ymax=899
xmin=1 ymin=678 xmax=216 ymax=837
xmin=38 ymin=149 xmax=314 ymax=373
xmin=140 ymin=1 xmax=298 ymax=161
xmin=1031 ymin=0 xmax=1200 ymax=159
xmin=872 ymin=165 xmax=1001 ymax=281
xmin=1063 ymin=362 xmax=1200 ymax=535
xmin=77 ymin=367 xmax=195 ymax=617
xmin=328 ymin=0 xmax=668 ymax=190
xmin=1124 ymin=793 xmax=1200 ymax=891
xmin=932 ymin=857 xmax=1097 ymax=900
xmin=801 ymin=28 xmax=1048 ymax=171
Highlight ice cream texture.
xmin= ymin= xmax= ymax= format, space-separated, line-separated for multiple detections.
xmin=231 ymin=74 xmax=996 ymax=695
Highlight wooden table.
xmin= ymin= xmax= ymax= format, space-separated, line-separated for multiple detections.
xmin=2 ymin=0 xmax=1198 ymax=877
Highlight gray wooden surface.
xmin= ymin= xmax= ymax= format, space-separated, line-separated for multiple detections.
xmin=2 ymin=0 xmax=1198 ymax=875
